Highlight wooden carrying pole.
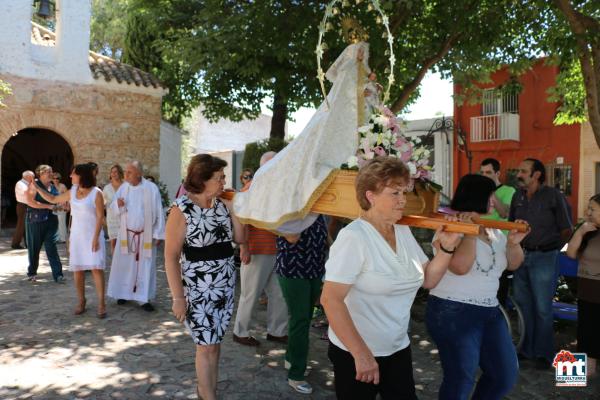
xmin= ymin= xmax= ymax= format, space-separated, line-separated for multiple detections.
xmin=220 ymin=191 xmax=481 ymax=235
xmin=431 ymin=213 xmax=529 ymax=233
xmin=398 ymin=215 xmax=480 ymax=235
xmin=472 ymin=217 xmax=529 ymax=233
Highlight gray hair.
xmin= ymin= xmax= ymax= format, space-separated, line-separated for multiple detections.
xmin=260 ymin=151 xmax=277 ymax=167
xmin=22 ymin=170 xmax=34 ymax=178
xmin=129 ymin=160 xmax=144 ymax=175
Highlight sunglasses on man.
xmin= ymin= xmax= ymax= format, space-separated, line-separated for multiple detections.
xmin=242 ymin=175 xmax=253 ymax=180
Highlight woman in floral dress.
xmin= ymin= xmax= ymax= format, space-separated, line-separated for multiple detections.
xmin=164 ymin=154 xmax=246 ymax=400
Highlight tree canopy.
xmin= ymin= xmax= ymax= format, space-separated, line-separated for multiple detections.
xmin=90 ymin=0 xmax=130 ymax=59
xmin=90 ymin=0 xmax=599 ymax=146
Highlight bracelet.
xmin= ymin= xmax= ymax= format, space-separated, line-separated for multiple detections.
xmin=440 ymin=244 xmax=456 ymax=254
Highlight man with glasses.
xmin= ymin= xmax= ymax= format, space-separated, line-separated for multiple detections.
xmin=25 ymin=165 xmax=64 ymax=283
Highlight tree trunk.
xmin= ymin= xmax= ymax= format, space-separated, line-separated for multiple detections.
xmin=553 ymin=0 xmax=600 ymax=148
xmin=270 ymin=91 xmax=288 ymax=140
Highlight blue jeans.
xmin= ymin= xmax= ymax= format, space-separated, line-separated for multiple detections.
xmin=512 ymin=250 xmax=559 ymax=361
xmin=426 ymin=296 xmax=519 ymax=400
xmin=25 ymin=215 xmax=63 ymax=281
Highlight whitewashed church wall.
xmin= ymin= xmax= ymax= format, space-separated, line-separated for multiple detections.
xmin=0 ymin=0 xmax=93 ymax=85
xmin=159 ymin=120 xmax=183 ymax=201
xmin=189 ymin=108 xmax=276 ymax=153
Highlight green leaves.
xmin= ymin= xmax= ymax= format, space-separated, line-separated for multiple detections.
xmin=90 ymin=0 xmax=599 ymax=145
xmin=0 ymin=79 xmax=12 ymax=108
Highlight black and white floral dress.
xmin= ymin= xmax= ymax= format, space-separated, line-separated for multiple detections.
xmin=174 ymin=196 xmax=236 ymax=345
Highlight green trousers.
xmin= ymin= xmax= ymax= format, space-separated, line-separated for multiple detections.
xmin=278 ymin=276 xmax=322 ymax=380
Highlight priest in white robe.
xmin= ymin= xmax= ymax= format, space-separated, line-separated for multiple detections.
xmin=107 ymin=161 xmax=165 ymax=310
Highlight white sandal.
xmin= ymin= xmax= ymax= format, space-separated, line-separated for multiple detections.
xmin=288 ymin=379 xmax=313 ymax=394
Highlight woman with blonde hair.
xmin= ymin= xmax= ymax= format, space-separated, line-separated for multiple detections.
xmin=239 ymin=168 xmax=253 ymax=190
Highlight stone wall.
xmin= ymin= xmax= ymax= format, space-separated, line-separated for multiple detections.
xmin=0 ymin=73 xmax=163 ymax=185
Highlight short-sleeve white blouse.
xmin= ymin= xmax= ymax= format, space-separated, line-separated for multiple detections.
xmin=325 ymin=219 xmax=428 ymax=357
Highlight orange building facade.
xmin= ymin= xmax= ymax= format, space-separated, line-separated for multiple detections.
xmin=453 ymin=59 xmax=600 ymax=220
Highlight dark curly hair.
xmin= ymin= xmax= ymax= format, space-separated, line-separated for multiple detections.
xmin=578 ymin=194 xmax=600 ymax=256
xmin=184 ymin=154 xmax=227 ymax=194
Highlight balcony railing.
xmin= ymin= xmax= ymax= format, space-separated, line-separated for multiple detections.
xmin=470 ymin=113 xmax=520 ymax=142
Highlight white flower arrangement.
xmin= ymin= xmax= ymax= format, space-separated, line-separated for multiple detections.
xmin=342 ymin=106 xmax=437 ymax=187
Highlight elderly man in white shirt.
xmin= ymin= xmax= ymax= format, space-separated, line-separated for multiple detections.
xmin=107 ymin=161 xmax=165 ymax=312
xmin=12 ymin=170 xmax=34 ymax=249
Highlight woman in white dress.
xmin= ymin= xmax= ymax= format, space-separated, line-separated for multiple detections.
xmin=103 ymin=164 xmax=124 ymax=253
xmin=234 ymin=39 xmax=371 ymax=233
xmin=35 ymin=163 xmax=107 ymax=318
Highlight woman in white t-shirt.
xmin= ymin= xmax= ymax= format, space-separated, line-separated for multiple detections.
xmin=426 ymin=174 xmax=529 ymax=400
xmin=320 ymin=157 xmax=462 ymax=399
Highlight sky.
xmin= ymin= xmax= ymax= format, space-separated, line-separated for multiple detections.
xmin=279 ymin=72 xmax=454 ymax=137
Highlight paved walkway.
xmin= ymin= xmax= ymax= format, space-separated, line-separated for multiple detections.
xmin=0 ymin=233 xmax=598 ymax=399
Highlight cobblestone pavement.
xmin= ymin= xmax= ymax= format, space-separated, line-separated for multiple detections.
xmin=0 ymin=233 xmax=598 ymax=399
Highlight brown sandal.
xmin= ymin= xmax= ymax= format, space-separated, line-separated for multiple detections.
xmin=97 ymin=307 xmax=107 ymax=319
xmin=74 ymin=299 xmax=86 ymax=315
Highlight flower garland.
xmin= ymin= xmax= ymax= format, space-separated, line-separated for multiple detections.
xmin=316 ymin=0 xmax=395 ymax=106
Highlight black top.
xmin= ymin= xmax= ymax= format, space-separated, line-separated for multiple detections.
xmin=509 ymin=185 xmax=572 ymax=250
xmin=275 ymin=215 xmax=328 ymax=279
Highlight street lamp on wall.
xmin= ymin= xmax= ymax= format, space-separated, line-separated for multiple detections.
xmin=425 ymin=115 xmax=453 ymax=144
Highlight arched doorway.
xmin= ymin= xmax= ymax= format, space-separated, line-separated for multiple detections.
xmin=1 ymin=128 xmax=73 ymax=228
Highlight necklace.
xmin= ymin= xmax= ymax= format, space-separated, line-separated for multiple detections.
xmin=475 ymin=239 xmax=497 ymax=276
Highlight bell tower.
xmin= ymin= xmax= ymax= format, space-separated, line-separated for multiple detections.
xmin=0 ymin=0 xmax=93 ymax=84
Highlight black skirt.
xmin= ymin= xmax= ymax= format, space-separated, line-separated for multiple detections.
xmin=577 ymin=299 xmax=600 ymax=359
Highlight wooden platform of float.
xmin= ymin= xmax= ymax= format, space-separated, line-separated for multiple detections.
xmin=312 ymin=169 xmax=440 ymax=219
xmin=222 ymin=169 xmax=527 ymax=235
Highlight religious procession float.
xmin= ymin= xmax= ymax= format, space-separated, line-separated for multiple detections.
xmin=227 ymin=0 xmax=527 ymax=235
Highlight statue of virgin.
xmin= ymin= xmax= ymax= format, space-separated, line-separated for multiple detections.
xmin=234 ymin=21 xmax=373 ymax=233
